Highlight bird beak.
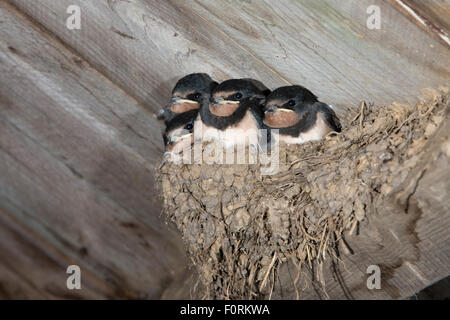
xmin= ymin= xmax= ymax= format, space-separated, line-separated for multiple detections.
xmin=265 ymin=105 xmax=278 ymax=114
xmin=170 ymin=96 xmax=200 ymax=113
xmin=265 ymin=105 xmax=294 ymax=114
xmin=218 ymin=100 xmax=239 ymax=105
xmin=171 ymin=96 xmax=180 ymax=104
xmin=166 ymin=132 xmax=194 ymax=154
xmin=169 ymin=132 xmax=193 ymax=144
xmin=211 ymin=97 xmax=239 ymax=105
xmin=171 ymin=96 xmax=198 ymax=104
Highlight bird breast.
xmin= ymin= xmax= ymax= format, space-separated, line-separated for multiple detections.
xmin=194 ymin=110 xmax=259 ymax=148
xmin=279 ymin=112 xmax=331 ymax=144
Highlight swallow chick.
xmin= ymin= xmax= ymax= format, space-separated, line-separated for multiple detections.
xmin=194 ymin=78 xmax=270 ymax=148
xmin=162 ymin=109 xmax=198 ymax=164
xmin=157 ymin=73 xmax=218 ymax=125
xmin=263 ymin=85 xmax=341 ymax=145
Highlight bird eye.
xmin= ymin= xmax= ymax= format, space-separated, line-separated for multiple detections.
xmin=288 ymin=99 xmax=296 ymax=107
xmin=235 ymin=92 xmax=243 ymax=100
xmin=185 ymin=123 xmax=193 ymax=130
xmin=194 ymin=92 xmax=201 ymax=100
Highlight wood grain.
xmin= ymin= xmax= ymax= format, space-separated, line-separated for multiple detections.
xmin=0 ymin=206 xmax=108 ymax=299
xmin=188 ymin=0 xmax=450 ymax=108
xmin=1 ymin=0 xmax=449 ymax=299
xmin=0 ymin=2 xmax=186 ymax=299
xmin=7 ymin=0 xmax=285 ymax=114
xmin=404 ymin=0 xmax=450 ymax=33
xmin=8 ymin=0 xmax=450 ymax=115
xmin=388 ymin=0 xmax=450 ymax=47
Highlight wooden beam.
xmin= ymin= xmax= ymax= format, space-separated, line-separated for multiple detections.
xmin=0 ymin=206 xmax=110 ymax=299
xmin=2 ymin=0 xmax=449 ymax=299
xmin=8 ymin=0 xmax=450 ymax=114
xmin=387 ymin=0 xmax=450 ymax=48
xmin=0 ymin=2 xmax=186 ymax=299
xmin=6 ymin=0 xmax=286 ymax=113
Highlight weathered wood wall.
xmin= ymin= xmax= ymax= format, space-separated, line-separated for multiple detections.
xmin=1 ymin=0 xmax=449 ymax=299
xmin=7 ymin=0 xmax=450 ymax=112
xmin=388 ymin=0 xmax=450 ymax=47
xmin=0 ymin=1 xmax=186 ymax=299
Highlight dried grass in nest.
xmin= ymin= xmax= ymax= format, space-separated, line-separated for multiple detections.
xmin=156 ymin=87 xmax=449 ymax=300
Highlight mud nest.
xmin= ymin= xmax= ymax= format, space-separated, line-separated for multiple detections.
xmin=157 ymin=87 xmax=448 ymax=299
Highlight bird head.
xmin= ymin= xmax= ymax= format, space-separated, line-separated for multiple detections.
xmin=209 ymin=78 xmax=269 ymax=117
xmin=263 ymin=85 xmax=318 ymax=128
xmin=169 ymin=73 xmax=217 ymax=114
xmin=163 ymin=109 xmax=197 ymax=153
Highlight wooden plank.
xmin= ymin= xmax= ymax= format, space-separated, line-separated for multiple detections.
xmin=187 ymin=0 xmax=450 ymax=109
xmin=388 ymin=0 xmax=450 ymax=47
xmin=2 ymin=0 xmax=449 ymax=300
xmin=0 ymin=2 xmax=186 ymax=299
xmin=7 ymin=0 xmax=286 ymax=113
xmin=0 ymin=207 xmax=109 ymax=299
xmin=405 ymin=0 xmax=450 ymax=33
xmin=8 ymin=0 xmax=450 ymax=114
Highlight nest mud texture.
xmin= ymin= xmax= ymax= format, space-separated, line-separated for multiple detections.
xmin=158 ymin=88 xmax=449 ymax=299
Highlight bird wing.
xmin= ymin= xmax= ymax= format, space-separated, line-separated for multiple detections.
xmin=315 ymin=102 xmax=342 ymax=133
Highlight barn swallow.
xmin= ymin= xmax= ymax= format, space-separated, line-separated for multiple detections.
xmin=263 ymin=85 xmax=341 ymax=144
xmin=162 ymin=109 xmax=198 ymax=156
xmin=157 ymin=73 xmax=217 ymax=125
xmin=194 ymin=78 xmax=270 ymax=148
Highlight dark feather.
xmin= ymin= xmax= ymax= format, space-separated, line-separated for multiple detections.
xmin=314 ymin=102 xmax=342 ymax=132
